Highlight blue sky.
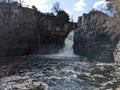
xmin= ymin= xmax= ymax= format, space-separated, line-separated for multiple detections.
xmin=20 ymin=0 xmax=108 ymax=22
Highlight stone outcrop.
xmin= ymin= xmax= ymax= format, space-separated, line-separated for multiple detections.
xmin=74 ymin=10 xmax=119 ymax=62
xmin=0 ymin=2 xmax=70 ymax=57
xmin=114 ymin=41 xmax=120 ymax=63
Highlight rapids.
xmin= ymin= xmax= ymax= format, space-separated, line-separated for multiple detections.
xmin=0 ymin=31 xmax=120 ymax=90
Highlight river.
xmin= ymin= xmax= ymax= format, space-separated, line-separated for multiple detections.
xmin=0 ymin=31 xmax=120 ymax=90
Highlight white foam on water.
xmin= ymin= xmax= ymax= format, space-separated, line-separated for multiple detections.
xmin=38 ymin=31 xmax=79 ymax=59
xmin=96 ymin=63 xmax=114 ymax=66
xmin=58 ymin=31 xmax=76 ymax=56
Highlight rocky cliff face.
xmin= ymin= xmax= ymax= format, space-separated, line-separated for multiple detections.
xmin=0 ymin=2 xmax=69 ymax=57
xmin=114 ymin=41 xmax=120 ymax=63
xmin=74 ymin=11 xmax=119 ymax=62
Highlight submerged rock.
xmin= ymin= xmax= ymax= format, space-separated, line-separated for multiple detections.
xmin=29 ymin=81 xmax=48 ymax=90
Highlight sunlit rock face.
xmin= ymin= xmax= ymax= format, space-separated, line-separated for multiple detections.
xmin=74 ymin=10 xmax=118 ymax=62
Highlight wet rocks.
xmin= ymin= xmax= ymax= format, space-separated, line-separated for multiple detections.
xmin=76 ymin=63 xmax=120 ymax=90
xmin=0 ymin=56 xmax=119 ymax=90
xmin=0 ymin=66 xmax=6 ymax=77
xmin=0 ymin=74 xmax=48 ymax=90
xmin=116 ymin=88 xmax=120 ymax=90
xmin=115 ymin=85 xmax=120 ymax=90
xmin=29 ymin=81 xmax=48 ymax=90
xmin=90 ymin=65 xmax=115 ymax=77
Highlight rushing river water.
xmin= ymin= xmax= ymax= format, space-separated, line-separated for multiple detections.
xmin=0 ymin=31 xmax=120 ymax=90
xmin=58 ymin=31 xmax=75 ymax=56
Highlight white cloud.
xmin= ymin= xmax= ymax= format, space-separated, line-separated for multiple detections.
xmin=93 ymin=0 xmax=108 ymax=9
xmin=65 ymin=9 xmax=71 ymax=15
xmin=18 ymin=0 xmax=51 ymax=12
xmin=73 ymin=0 xmax=86 ymax=11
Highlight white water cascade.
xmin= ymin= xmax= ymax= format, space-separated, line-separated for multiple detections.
xmin=56 ymin=30 xmax=78 ymax=57
xmin=40 ymin=30 xmax=78 ymax=58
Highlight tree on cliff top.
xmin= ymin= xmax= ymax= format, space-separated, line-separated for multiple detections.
xmin=52 ymin=2 xmax=61 ymax=13
xmin=32 ymin=5 xmax=38 ymax=11
xmin=57 ymin=10 xmax=70 ymax=23
xmin=52 ymin=2 xmax=70 ymax=23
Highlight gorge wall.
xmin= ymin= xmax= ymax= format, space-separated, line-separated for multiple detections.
xmin=0 ymin=2 xmax=70 ymax=57
xmin=114 ymin=41 xmax=120 ymax=63
xmin=74 ymin=10 xmax=119 ymax=62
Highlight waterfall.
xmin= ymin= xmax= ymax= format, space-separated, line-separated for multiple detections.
xmin=57 ymin=31 xmax=76 ymax=56
xmin=40 ymin=30 xmax=78 ymax=58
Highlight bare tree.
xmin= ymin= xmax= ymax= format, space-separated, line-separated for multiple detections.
xmin=52 ymin=2 xmax=61 ymax=13
xmin=18 ymin=0 xmax=25 ymax=6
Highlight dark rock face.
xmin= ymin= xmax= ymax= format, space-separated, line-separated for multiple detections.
xmin=0 ymin=2 xmax=69 ymax=57
xmin=74 ymin=11 xmax=118 ymax=62
xmin=114 ymin=41 xmax=120 ymax=63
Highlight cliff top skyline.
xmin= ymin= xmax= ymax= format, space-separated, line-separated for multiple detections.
xmin=0 ymin=0 xmax=109 ymax=21
xmin=21 ymin=0 xmax=108 ymax=22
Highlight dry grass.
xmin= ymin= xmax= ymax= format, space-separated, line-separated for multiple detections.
xmin=104 ymin=18 xmax=120 ymax=40
xmin=104 ymin=0 xmax=120 ymax=40
xmin=106 ymin=0 xmax=120 ymax=16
